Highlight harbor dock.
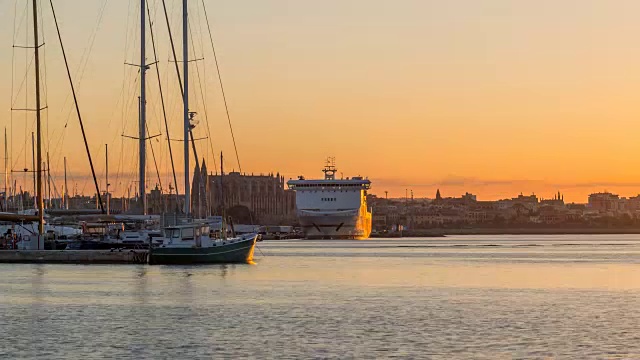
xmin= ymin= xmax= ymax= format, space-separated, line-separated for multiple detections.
xmin=0 ymin=250 xmax=149 ymax=264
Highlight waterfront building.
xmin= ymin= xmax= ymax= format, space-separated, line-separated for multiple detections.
xmin=623 ymin=195 xmax=640 ymax=212
xmin=538 ymin=205 xmax=569 ymax=224
xmin=539 ymin=192 xmax=565 ymax=207
xmin=191 ymin=161 xmax=296 ymax=224
xmin=588 ymin=192 xmax=620 ymax=212
xmin=148 ymin=185 xmax=183 ymax=214
xmin=432 ymin=190 xmax=477 ymax=208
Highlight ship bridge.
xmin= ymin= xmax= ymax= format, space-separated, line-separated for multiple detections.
xmin=287 ymin=178 xmax=371 ymax=190
xmin=287 ymin=158 xmax=371 ymax=190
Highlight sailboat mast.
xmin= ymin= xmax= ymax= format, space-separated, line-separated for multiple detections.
xmin=106 ymin=143 xmax=110 ymax=215
xmin=64 ymin=156 xmax=68 ymax=210
xmin=31 ymin=132 xmax=36 ymax=207
xmin=32 ymin=0 xmax=44 ymax=236
xmin=183 ymin=0 xmax=190 ymax=215
xmin=220 ymin=152 xmax=226 ymax=240
xmin=220 ymin=152 xmax=224 ymax=210
xmin=139 ymin=0 xmax=147 ymax=215
xmin=46 ymin=152 xmax=51 ymax=209
xmin=4 ymin=128 xmax=7 ymax=211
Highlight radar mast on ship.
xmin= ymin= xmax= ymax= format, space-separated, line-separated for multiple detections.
xmin=322 ymin=157 xmax=337 ymax=180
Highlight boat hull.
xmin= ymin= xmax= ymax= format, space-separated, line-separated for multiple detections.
xmin=298 ymin=209 xmax=372 ymax=240
xmin=149 ymin=236 xmax=257 ymax=265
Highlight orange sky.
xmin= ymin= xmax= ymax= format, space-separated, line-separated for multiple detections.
xmin=2 ymin=0 xmax=640 ymax=203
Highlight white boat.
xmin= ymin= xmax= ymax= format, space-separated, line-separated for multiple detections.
xmin=287 ymin=159 xmax=372 ymax=239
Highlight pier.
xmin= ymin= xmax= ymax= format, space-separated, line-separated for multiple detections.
xmin=0 ymin=250 xmax=148 ymax=264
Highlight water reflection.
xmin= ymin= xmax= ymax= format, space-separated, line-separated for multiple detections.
xmin=28 ymin=264 xmax=46 ymax=359
xmin=219 ymin=264 xmax=228 ymax=278
xmin=133 ymin=265 xmax=149 ymax=305
xmin=3 ymin=236 xmax=640 ymax=358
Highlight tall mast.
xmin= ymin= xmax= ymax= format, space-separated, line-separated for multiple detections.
xmin=32 ymin=0 xmax=44 ymax=236
xmin=3 ymin=128 xmax=7 ymax=211
xmin=139 ymin=0 xmax=147 ymax=215
xmin=106 ymin=144 xmax=109 ymax=215
xmin=64 ymin=156 xmax=68 ymax=210
xmin=47 ymin=0 xmax=103 ymax=214
xmin=220 ymin=152 xmax=224 ymax=210
xmin=183 ymin=0 xmax=190 ymax=215
xmin=31 ymin=132 xmax=36 ymax=207
xmin=46 ymin=152 xmax=51 ymax=209
xmin=220 ymin=152 xmax=225 ymax=240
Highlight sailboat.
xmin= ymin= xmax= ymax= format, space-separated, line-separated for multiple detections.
xmin=148 ymin=0 xmax=257 ymax=265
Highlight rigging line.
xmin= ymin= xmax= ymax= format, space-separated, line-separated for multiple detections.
xmin=145 ymin=122 xmax=163 ymax=197
xmin=185 ymin=21 xmax=212 ymax=217
xmin=10 ymin=54 xmax=35 ymax=108
xmin=115 ymin=128 xmax=124 ymax=197
xmin=59 ymin=0 xmax=109 ymax=132
xmin=188 ymin=18 xmax=217 ymax=172
xmin=37 ymin=1 xmax=50 ymax=156
xmin=59 ymin=0 xmax=109 ymax=128
xmin=160 ymin=0 xmax=213 ymax=206
xmin=121 ymin=75 xmax=141 ymax=139
xmin=10 ymin=0 xmax=18 ymax=193
xmin=49 ymin=125 xmax=67 ymax=173
xmin=115 ymin=76 xmax=142 ymax=197
xmin=160 ymin=0 xmax=198 ymax=212
xmin=148 ymin=0 xmax=179 ymax=203
xmin=160 ymin=0 xmax=183 ymax=95
xmin=24 ymin=0 xmax=28 ymax=187
xmin=201 ymin=0 xmax=242 ymax=173
xmin=49 ymin=0 xmax=104 ymax=214
xmin=193 ymin=8 xmax=212 ymax=169
xmin=10 ymin=117 xmax=37 ymax=171
xmin=119 ymin=0 xmax=135 ymax=132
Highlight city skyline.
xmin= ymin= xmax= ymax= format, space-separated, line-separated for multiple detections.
xmin=2 ymin=1 xmax=640 ymax=202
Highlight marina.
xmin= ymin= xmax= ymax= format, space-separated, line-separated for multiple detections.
xmin=1 ymin=1 xmax=640 ymax=358
xmin=0 ymin=0 xmax=266 ymax=265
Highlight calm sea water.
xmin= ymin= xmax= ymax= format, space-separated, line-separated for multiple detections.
xmin=3 ymin=234 xmax=640 ymax=359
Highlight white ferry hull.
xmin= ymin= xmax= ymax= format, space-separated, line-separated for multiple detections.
xmin=298 ymin=209 xmax=371 ymax=240
xmin=287 ymin=160 xmax=372 ymax=240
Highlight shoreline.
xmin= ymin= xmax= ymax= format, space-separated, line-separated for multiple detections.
xmin=371 ymin=228 xmax=640 ymax=237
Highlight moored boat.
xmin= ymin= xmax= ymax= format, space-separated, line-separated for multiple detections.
xmin=149 ymin=222 xmax=258 ymax=265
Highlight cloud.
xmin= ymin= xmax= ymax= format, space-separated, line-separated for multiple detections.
xmin=375 ymin=176 xmax=543 ymax=188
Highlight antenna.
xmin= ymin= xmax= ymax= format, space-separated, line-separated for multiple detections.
xmin=322 ymin=157 xmax=337 ymax=180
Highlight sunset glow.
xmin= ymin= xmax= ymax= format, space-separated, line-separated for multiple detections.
xmin=2 ymin=0 xmax=640 ymax=202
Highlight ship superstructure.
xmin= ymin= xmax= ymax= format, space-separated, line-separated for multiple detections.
xmin=287 ymin=159 xmax=372 ymax=239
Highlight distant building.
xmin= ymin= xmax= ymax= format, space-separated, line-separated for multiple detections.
xmin=432 ymin=190 xmax=477 ymax=207
xmin=588 ymin=192 xmax=620 ymax=212
xmin=540 ymin=192 xmax=564 ymax=207
xmin=624 ymin=195 xmax=640 ymax=212
xmin=538 ymin=205 xmax=568 ymax=224
xmin=148 ymin=184 xmax=183 ymax=214
xmin=191 ymin=161 xmax=296 ymax=224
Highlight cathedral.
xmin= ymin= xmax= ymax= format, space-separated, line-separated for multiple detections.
xmin=191 ymin=160 xmax=296 ymax=224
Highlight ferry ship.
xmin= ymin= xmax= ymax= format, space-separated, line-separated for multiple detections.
xmin=287 ymin=159 xmax=372 ymax=239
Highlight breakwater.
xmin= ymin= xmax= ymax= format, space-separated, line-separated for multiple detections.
xmin=0 ymin=250 xmax=148 ymax=264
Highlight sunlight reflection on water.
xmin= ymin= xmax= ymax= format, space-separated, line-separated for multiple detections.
xmin=2 ymin=235 xmax=640 ymax=359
